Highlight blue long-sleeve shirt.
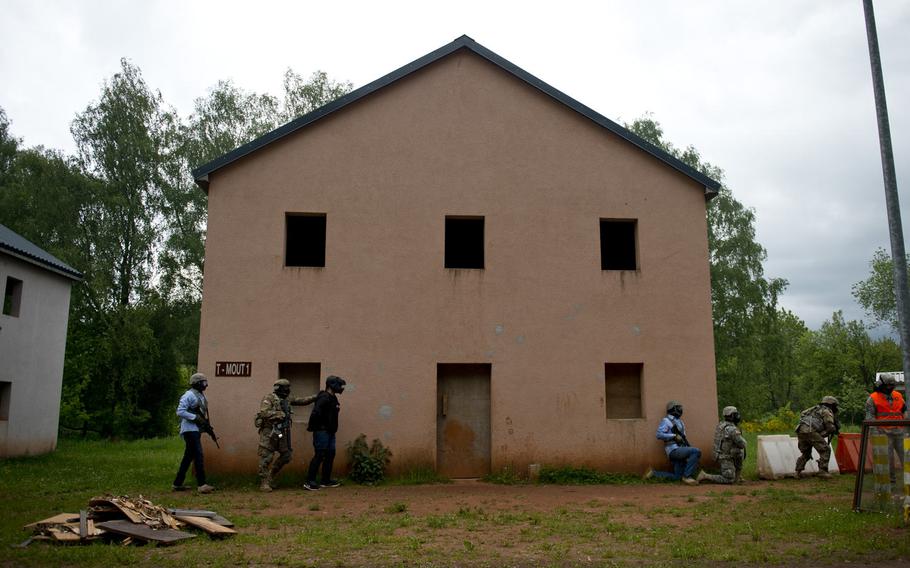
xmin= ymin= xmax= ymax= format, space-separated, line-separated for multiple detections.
xmin=656 ymin=415 xmax=686 ymax=457
xmin=176 ymin=389 xmax=206 ymax=434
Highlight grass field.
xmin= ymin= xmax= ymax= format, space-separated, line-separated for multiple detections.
xmin=0 ymin=434 xmax=908 ymax=567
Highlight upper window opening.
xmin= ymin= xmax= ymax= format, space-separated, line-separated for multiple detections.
xmin=445 ymin=216 xmax=484 ymax=269
xmin=600 ymin=219 xmax=637 ymax=270
xmin=286 ymin=213 xmax=326 ymax=267
xmin=3 ymin=276 xmax=22 ymax=317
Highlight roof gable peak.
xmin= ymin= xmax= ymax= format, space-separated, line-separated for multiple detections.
xmin=193 ymin=36 xmax=720 ymax=198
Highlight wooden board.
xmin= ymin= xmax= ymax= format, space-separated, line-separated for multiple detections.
xmin=24 ymin=513 xmax=79 ymax=529
xmin=95 ymin=520 xmax=196 ymax=545
xmin=89 ymin=499 xmax=143 ymax=523
xmin=210 ymin=515 xmax=234 ymax=527
xmin=47 ymin=527 xmax=81 ymax=542
xmin=168 ymin=508 xmax=216 ymax=518
xmin=175 ymin=515 xmax=237 ymax=536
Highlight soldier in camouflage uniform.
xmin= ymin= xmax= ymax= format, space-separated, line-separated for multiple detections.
xmin=794 ymin=395 xmax=839 ymax=479
xmin=697 ymin=406 xmax=746 ymax=484
xmin=255 ymin=379 xmax=318 ymax=492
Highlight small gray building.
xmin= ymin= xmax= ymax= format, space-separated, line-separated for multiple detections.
xmin=0 ymin=224 xmax=81 ymax=457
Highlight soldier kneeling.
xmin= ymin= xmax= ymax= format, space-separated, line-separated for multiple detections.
xmin=255 ymin=379 xmax=317 ymax=492
xmin=698 ymin=406 xmax=746 ymax=484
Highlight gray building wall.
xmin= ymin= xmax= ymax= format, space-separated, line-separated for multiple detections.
xmin=0 ymin=253 xmax=73 ymax=457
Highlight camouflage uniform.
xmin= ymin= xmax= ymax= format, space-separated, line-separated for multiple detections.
xmin=701 ymin=420 xmax=746 ymax=484
xmin=794 ymin=402 xmax=837 ymax=476
xmin=256 ymin=389 xmax=317 ymax=489
xmin=698 ymin=406 xmax=746 ymax=484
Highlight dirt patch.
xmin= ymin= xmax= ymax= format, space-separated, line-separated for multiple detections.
xmin=262 ymin=478 xmax=722 ymax=517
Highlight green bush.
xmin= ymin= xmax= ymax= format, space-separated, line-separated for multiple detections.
xmin=741 ymin=405 xmax=800 ymax=433
xmin=346 ymin=434 xmax=392 ymax=485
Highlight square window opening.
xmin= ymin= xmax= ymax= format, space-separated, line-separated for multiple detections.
xmin=286 ymin=213 xmax=326 ymax=267
xmin=604 ymin=363 xmax=643 ymax=419
xmin=3 ymin=277 xmax=22 ymax=317
xmin=278 ymin=363 xmax=321 ymax=422
xmin=445 ymin=216 xmax=484 ymax=269
xmin=600 ymin=219 xmax=637 ymax=270
xmin=0 ymin=381 xmax=11 ymax=421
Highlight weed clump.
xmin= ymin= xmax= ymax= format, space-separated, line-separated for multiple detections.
xmin=537 ymin=466 xmax=638 ymax=485
xmin=346 ymin=434 xmax=392 ymax=485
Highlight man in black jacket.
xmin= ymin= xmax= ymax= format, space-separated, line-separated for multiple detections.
xmin=304 ymin=375 xmax=346 ymax=490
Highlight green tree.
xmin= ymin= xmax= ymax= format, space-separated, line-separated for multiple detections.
xmin=852 ymin=247 xmax=909 ymax=332
xmin=797 ymin=311 xmax=901 ymax=423
xmin=70 ymin=58 xmax=178 ymax=308
xmin=280 ymin=69 xmax=352 ymax=123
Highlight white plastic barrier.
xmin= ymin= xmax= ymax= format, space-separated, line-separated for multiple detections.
xmin=757 ymin=434 xmax=840 ymax=480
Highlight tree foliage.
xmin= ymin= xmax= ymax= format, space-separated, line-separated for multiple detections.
xmin=852 ymin=247 xmax=908 ymax=332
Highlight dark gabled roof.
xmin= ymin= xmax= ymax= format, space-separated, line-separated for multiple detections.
xmin=0 ymin=224 xmax=83 ymax=282
xmin=193 ymin=35 xmax=721 ymax=198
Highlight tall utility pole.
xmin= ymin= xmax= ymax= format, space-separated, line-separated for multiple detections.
xmin=862 ymin=0 xmax=910 ymax=400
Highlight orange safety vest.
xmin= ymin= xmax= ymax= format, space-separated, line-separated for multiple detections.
xmin=870 ymin=391 xmax=905 ymax=428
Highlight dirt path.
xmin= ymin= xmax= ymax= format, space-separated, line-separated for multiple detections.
xmin=264 ymin=479 xmax=719 ymax=518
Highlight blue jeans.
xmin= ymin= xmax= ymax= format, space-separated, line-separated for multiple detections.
xmin=307 ymin=431 xmax=336 ymax=484
xmin=174 ymin=431 xmax=206 ymax=486
xmin=652 ymin=447 xmax=701 ymax=480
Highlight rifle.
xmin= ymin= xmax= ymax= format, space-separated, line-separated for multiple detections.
xmin=828 ymin=416 xmax=841 ymax=445
xmin=194 ymin=414 xmax=221 ymax=449
xmin=671 ymin=423 xmax=690 ymax=447
xmin=270 ymin=399 xmax=292 ymax=441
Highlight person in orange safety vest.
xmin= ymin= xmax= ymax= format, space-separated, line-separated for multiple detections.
xmin=865 ymin=373 xmax=907 ymax=484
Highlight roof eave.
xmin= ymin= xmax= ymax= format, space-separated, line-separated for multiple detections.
xmin=0 ymin=245 xmax=83 ymax=282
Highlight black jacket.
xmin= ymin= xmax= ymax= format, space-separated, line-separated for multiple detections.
xmin=307 ymin=390 xmax=340 ymax=433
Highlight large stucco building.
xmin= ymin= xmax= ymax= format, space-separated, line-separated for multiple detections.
xmin=0 ymin=224 xmax=81 ymax=457
xmin=193 ymin=36 xmax=720 ymax=476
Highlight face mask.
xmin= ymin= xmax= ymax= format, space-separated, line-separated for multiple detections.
xmin=196 ymin=381 xmax=207 ymax=392
xmin=276 ymin=387 xmax=290 ymax=399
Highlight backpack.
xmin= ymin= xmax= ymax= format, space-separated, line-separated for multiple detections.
xmin=798 ymin=405 xmax=824 ymax=432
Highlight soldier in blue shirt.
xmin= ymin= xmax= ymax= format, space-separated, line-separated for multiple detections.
xmin=644 ymin=400 xmax=702 ymax=485
xmin=172 ymin=373 xmax=215 ymax=494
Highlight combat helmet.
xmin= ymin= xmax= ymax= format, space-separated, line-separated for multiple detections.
xmin=666 ymin=400 xmax=683 ymax=417
xmin=722 ymin=405 xmax=741 ymax=424
xmin=274 ymin=379 xmax=291 ymax=388
xmin=189 ymin=373 xmax=207 ymax=386
xmin=820 ymin=395 xmax=839 ymax=407
xmin=326 ymin=375 xmax=346 ymax=393
xmin=879 ymin=373 xmax=898 ymax=387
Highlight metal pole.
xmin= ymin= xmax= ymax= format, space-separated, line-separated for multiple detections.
xmin=863 ymin=0 xmax=910 ymax=409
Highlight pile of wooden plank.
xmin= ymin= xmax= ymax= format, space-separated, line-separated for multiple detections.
xmin=19 ymin=495 xmax=236 ymax=547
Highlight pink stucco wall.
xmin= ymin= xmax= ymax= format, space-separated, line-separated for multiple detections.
xmin=197 ymin=49 xmax=717 ymax=475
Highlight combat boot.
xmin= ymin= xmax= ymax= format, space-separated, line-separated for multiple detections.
xmin=259 ymin=476 xmax=273 ymax=492
xmin=817 ymin=470 xmax=832 ymax=479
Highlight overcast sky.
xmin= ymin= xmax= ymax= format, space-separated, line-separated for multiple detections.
xmin=2 ymin=0 xmax=908 ymax=331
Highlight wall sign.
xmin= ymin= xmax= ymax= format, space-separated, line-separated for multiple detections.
xmin=215 ymin=361 xmax=252 ymax=377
